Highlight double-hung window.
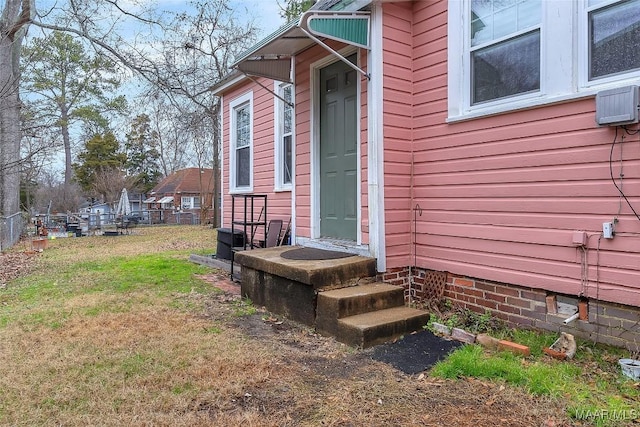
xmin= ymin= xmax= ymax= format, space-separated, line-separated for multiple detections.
xmin=274 ymin=83 xmax=293 ymax=191
xmin=470 ymin=0 xmax=541 ymax=105
xmin=449 ymin=0 xmax=640 ymax=121
xmin=230 ymin=92 xmax=253 ymax=192
xmin=587 ymin=0 xmax=640 ymax=81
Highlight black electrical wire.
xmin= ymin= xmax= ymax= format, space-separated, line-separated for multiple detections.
xmin=609 ymin=126 xmax=640 ymax=222
xmin=621 ymin=125 xmax=640 ymax=135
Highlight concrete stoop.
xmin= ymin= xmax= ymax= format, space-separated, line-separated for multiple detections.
xmin=235 ymin=246 xmax=429 ymax=348
xmin=317 ymin=283 xmax=430 ymax=348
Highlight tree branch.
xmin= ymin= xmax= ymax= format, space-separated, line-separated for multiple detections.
xmin=7 ymin=0 xmax=32 ymax=41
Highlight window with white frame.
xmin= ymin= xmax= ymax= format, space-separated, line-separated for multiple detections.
xmin=275 ymin=83 xmax=293 ymax=191
xmin=229 ymin=92 xmax=253 ymax=192
xmin=588 ymin=0 xmax=640 ymax=81
xmin=470 ymin=0 xmax=541 ymax=105
xmin=181 ymin=196 xmax=201 ymax=210
xmin=448 ymin=0 xmax=640 ymax=120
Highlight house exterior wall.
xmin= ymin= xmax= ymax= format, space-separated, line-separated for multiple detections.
xmin=381 ymin=1 xmax=415 ymax=268
xmin=395 ymin=1 xmax=640 ymax=310
xmin=220 ymin=79 xmax=292 ymax=229
xmin=216 ymin=0 xmax=639 ymax=348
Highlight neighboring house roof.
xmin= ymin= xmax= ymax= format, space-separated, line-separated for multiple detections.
xmin=151 ymin=168 xmax=214 ymax=195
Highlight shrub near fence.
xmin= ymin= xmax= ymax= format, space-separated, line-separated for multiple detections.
xmin=0 ymin=212 xmax=24 ymax=251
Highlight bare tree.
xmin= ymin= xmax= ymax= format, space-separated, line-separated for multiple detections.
xmin=134 ymin=1 xmax=260 ymax=227
xmin=0 ymin=0 xmax=31 ymax=216
xmin=92 ymin=167 xmax=136 ymax=209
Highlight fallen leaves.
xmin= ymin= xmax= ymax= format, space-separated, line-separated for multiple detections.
xmin=0 ymin=251 xmax=38 ymax=288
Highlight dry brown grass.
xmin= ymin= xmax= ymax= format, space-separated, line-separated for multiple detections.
xmin=0 ymin=226 xmax=576 ymax=426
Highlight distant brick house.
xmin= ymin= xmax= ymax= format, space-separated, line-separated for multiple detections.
xmin=146 ymin=168 xmax=215 ymax=225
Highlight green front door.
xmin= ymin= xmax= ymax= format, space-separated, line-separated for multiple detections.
xmin=320 ymin=56 xmax=357 ymax=241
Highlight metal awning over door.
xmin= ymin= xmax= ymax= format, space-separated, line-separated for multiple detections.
xmin=233 ymin=10 xmax=371 ymax=83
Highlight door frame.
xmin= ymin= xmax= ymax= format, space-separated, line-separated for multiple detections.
xmin=309 ymin=46 xmax=361 ymax=244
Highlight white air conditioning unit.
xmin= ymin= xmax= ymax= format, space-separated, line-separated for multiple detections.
xmin=595 ymin=85 xmax=639 ymax=126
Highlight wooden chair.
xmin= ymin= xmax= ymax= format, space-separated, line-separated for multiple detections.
xmin=264 ymin=219 xmax=283 ymax=248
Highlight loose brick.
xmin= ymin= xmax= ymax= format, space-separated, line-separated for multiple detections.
xmin=498 ymin=340 xmax=531 ymax=357
xmin=431 ymin=322 xmax=452 ymax=336
xmin=543 ymin=347 xmax=567 ymax=360
xmin=451 ymin=328 xmax=476 ymax=344
xmin=546 ymin=295 xmax=558 ymax=314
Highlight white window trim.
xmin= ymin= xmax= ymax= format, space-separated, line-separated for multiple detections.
xmin=448 ymin=0 xmax=640 ymax=122
xmin=578 ymin=0 xmax=640 ymax=89
xmin=229 ymin=91 xmax=254 ymax=193
xmin=273 ymin=81 xmax=294 ymax=192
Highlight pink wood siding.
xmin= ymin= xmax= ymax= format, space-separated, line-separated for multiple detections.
xmin=382 ymin=2 xmax=415 ymax=267
xmin=398 ymin=0 xmax=640 ymax=306
xmin=220 ymin=79 xmax=292 ymax=229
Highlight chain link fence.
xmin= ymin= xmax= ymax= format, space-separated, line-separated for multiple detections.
xmin=0 ymin=212 xmax=25 ymax=251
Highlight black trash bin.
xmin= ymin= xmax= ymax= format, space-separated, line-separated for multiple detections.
xmin=216 ymin=228 xmax=245 ymax=260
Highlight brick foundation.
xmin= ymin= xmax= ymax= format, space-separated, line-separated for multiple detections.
xmin=379 ymin=266 xmax=640 ymax=352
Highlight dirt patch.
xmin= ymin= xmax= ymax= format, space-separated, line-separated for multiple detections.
xmin=196 ymin=272 xmax=240 ymax=295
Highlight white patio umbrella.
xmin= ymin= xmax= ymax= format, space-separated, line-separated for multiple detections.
xmin=115 ymin=188 xmax=132 ymax=217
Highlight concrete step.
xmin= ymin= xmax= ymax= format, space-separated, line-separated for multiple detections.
xmin=335 ymin=306 xmax=431 ymax=349
xmin=236 ymin=246 xmax=376 ymax=291
xmin=316 ymin=283 xmax=405 ymax=337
